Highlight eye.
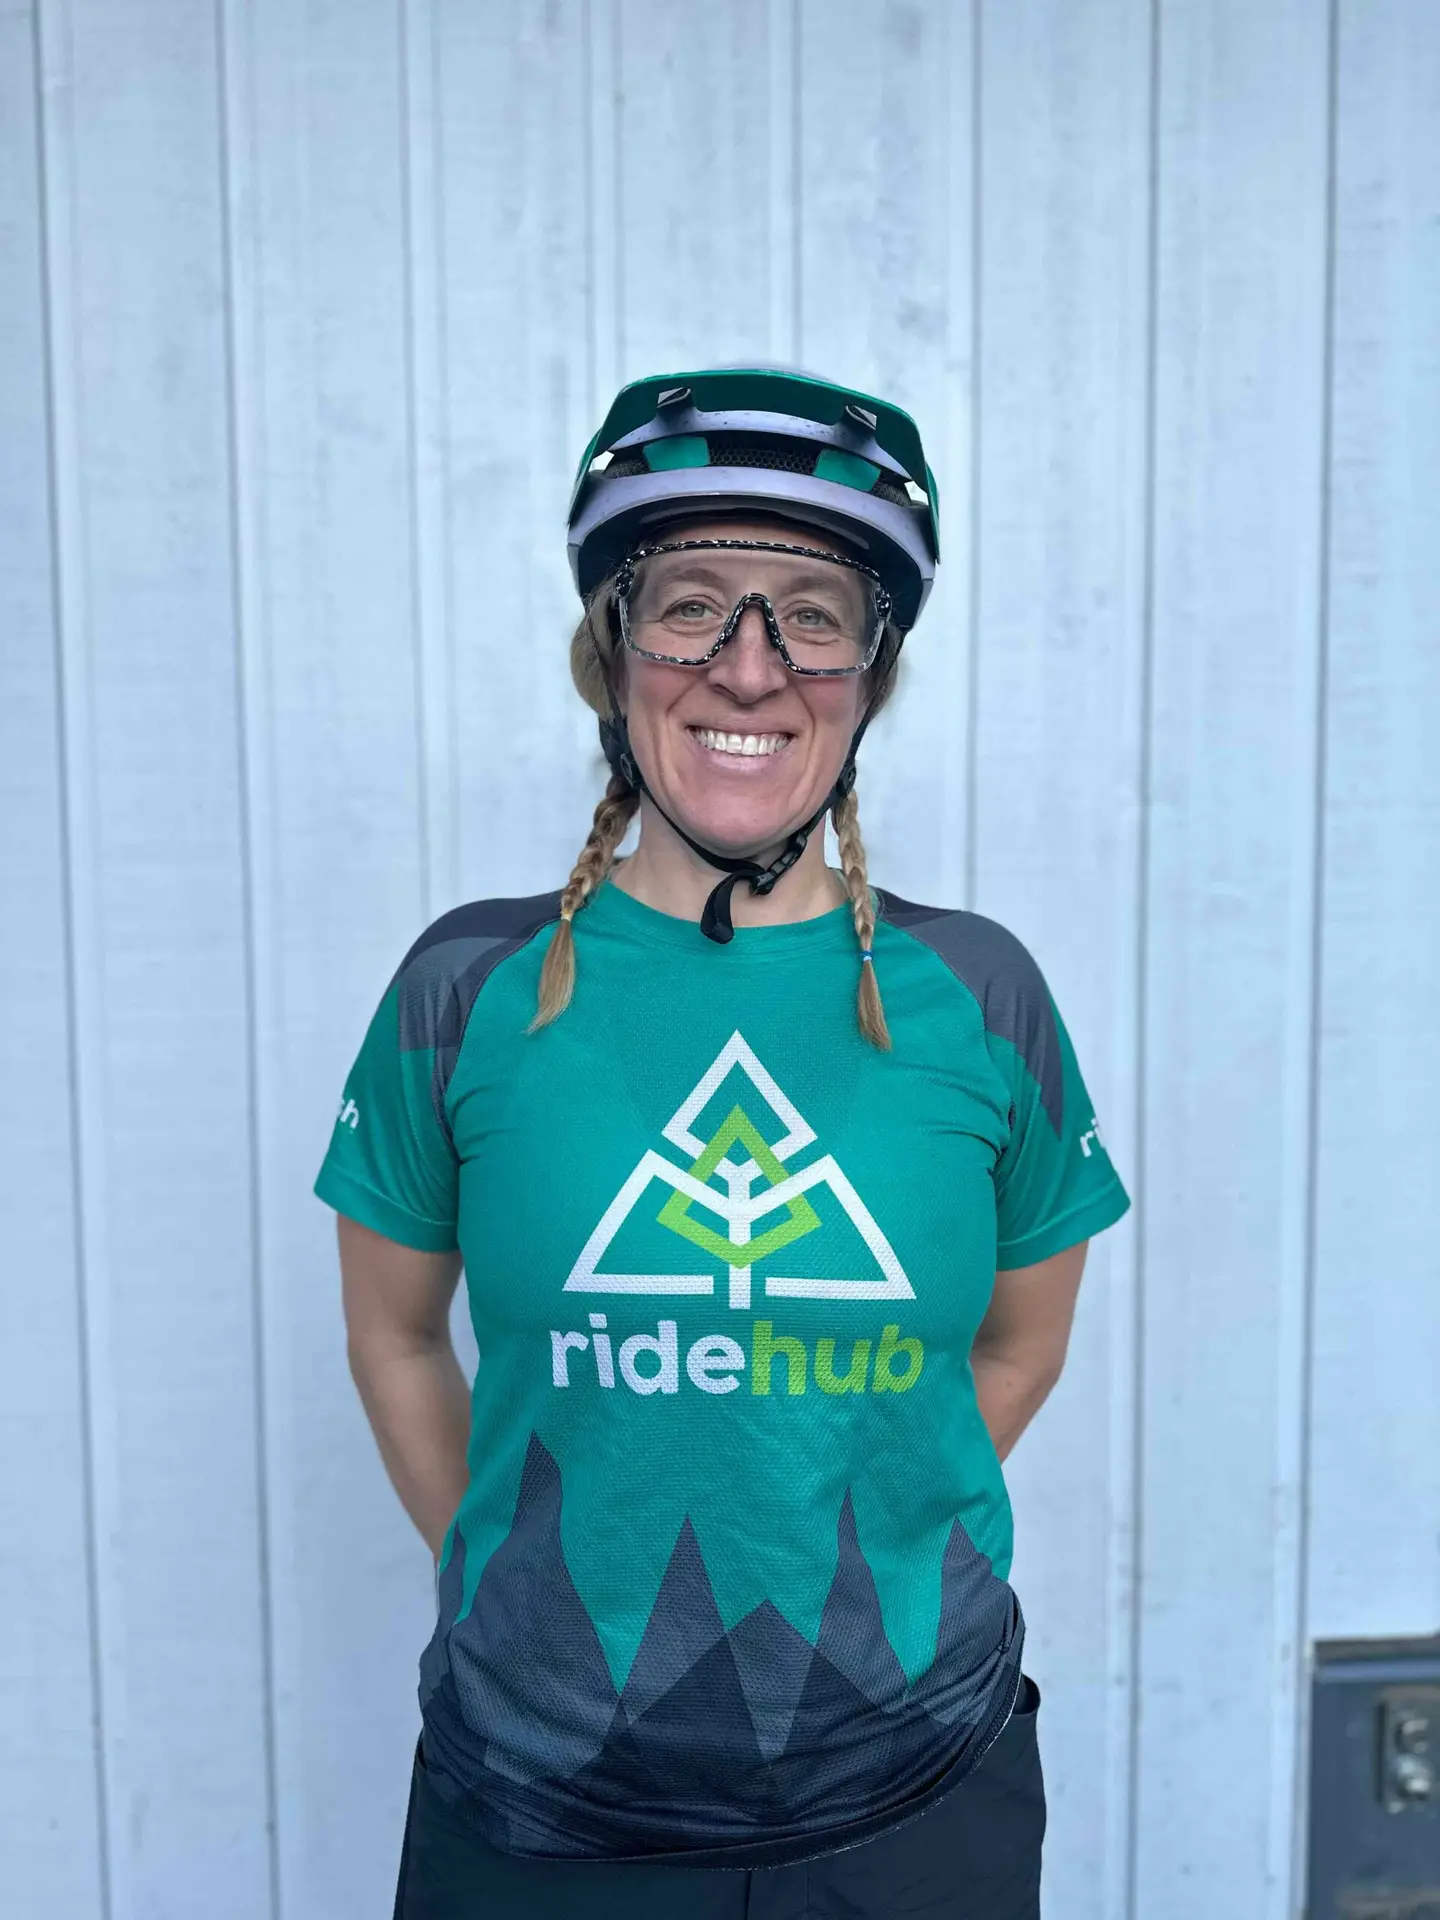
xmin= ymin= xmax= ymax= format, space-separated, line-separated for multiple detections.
xmin=788 ymin=602 xmax=840 ymax=629
xmin=665 ymin=596 xmax=720 ymax=622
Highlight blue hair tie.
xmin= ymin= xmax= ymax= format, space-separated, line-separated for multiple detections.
xmin=860 ymin=948 xmax=873 ymax=964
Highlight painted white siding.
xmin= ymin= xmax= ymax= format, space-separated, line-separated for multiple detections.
xmin=1 ymin=3 xmax=1435 ymax=1916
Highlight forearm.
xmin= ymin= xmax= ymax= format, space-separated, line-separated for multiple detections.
xmin=348 ymin=1336 xmax=471 ymax=1559
xmin=971 ymin=1346 xmax=1062 ymax=1463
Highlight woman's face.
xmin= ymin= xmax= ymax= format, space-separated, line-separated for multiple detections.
xmin=614 ymin=514 xmax=868 ymax=860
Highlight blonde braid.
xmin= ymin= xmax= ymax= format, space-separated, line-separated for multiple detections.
xmin=530 ymin=773 xmax=639 ymax=1032
xmin=832 ymin=785 xmax=891 ymax=1051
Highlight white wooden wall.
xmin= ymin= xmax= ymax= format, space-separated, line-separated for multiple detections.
xmin=2 ymin=3 xmax=1436 ymax=1917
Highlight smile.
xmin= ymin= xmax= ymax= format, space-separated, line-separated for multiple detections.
xmin=687 ymin=726 xmax=793 ymax=759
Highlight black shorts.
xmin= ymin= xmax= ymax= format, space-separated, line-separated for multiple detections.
xmin=392 ymin=1672 xmax=1045 ymax=1920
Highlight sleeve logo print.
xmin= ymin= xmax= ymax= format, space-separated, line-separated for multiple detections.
xmin=336 ymin=1096 xmax=359 ymax=1131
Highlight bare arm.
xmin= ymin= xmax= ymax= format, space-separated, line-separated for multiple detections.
xmin=337 ymin=1214 xmax=471 ymax=1560
xmin=970 ymin=1239 xmax=1089 ymax=1462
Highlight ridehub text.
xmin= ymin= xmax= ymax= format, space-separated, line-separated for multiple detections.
xmin=549 ymin=1316 xmax=923 ymax=1396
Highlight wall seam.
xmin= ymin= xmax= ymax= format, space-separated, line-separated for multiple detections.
xmin=1288 ymin=0 xmax=1341 ymax=1908
xmin=583 ymin=0 xmax=596 ymax=419
xmin=791 ymin=0 xmax=802 ymax=357
xmin=611 ymin=0 xmax=624 ymax=374
xmin=31 ymin=1 xmax=114 ymax=1912
xmin=962 ymin=0 xmax=983 ymax=913
xmin=214 ymin=0 xmax=282 ymax=1912
xmin=1126 ymin=0 xmax=1163 ymax=1913
xmin=398 ymin=0 xmax=435 ymax=930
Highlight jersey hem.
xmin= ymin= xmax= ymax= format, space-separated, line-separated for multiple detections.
xmin=313 ymin=1163 xmax=459 ymax=1253
xmin=995 ymin=1178 xmax=1131 ymax=1269
xmin=415 ymin=1614 xmax=1026 ymax=1870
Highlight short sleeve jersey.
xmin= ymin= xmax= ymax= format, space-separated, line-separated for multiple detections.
xmin=315 ymin=878 xmax=1130 ymax=1862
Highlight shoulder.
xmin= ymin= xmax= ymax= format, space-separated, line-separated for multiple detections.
xmin=387 ymin=890 xmax=563 ymax=1046
xmin=391 ymin=890 xmax=564 ymax=981
xmin=875 ymin=889 xmax=1050 ymax=1009
xmin=875 ymin=889 xmax=1061 ymax=1125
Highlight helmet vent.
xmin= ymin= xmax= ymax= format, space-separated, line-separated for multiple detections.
xmin=709 ymin=437 xmax=817 ymax=474
xmin=607 ymin=436 xmax=821 ymax=479
xmin=871 ymin=476 xmax=911 ymax=508
xmin=604 ymin=449 xmax=909 ymax=511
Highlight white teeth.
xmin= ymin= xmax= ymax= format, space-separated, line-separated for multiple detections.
xmin=690 ymin=727 xmax=790 ymax=758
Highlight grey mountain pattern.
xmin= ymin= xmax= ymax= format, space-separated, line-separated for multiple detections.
xmin=416 ymin=1432 xmax=1021 ymax=1857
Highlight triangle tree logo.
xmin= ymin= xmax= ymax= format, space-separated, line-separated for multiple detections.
xmin=564 ymin=1031 xmax=914 ymax=1311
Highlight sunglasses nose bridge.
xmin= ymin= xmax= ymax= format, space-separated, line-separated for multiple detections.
xmin=720 ymin=591 xmax=784 ymax=655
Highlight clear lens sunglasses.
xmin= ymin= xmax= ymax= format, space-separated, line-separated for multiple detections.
xmin=614 ymin=539 xmax=891 ymax=678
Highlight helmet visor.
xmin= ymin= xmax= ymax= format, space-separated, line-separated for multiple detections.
xmin=616 ymin=540 xmax=888 ymax=677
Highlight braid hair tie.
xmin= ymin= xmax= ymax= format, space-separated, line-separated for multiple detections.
xmin=860 ymin=948 xmax=874 ymax=965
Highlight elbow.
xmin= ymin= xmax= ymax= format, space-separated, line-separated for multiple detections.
xmin=1034 ymin=1355 xmax=1066 ymax=1405
xmin=345 ymin=1332 xmax=380 ymax=1398
xmin=346 ymin=1322 xmax=450 ymax=1381
xmin=1030 ymin=1333 xmax=1071 ymax=1401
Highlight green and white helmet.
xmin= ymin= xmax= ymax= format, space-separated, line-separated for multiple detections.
xmin=566 ymin=366 xmax=940 ymax=631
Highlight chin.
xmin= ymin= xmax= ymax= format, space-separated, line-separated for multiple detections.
xmin=668 ymin=794 xmax=816 ymax=857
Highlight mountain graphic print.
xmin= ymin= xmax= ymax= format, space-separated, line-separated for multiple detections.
xmin=416 ymin=1433 xmax=1023 ymax=1858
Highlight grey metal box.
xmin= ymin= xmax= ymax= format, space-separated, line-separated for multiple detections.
xmin=1308 ymin=1635 xmax=1440 ymax=1919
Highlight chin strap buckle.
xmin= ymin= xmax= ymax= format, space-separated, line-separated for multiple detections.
xmin=749 ymin=837 xmax=805 ymax=897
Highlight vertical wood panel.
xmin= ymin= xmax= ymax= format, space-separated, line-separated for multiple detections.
xmin=437 ymin=1 xmax=600 ymax=902
xmin=226 ymin=2 xmax=434 ymax=1913
xmin=794 ymin=0 xmax=976 ymax=906
xmin=1308 ymin=3 xmax=1440 ymax=1639
xmin=33 ymin=3 xmax=273 ymax=1915
xmin=612 ymin=0 xmax=781 ymax=377
xmin=1137 ymin=3 xmax=1330 ymax=1914
xmin=971 ymin=5 xmax=1151 ymax=1915
xmin=766 ymin=0 xmax=799 ymax=365
xmin=0 ymin=12 xmax=106 ymax=1913
xmin=586 ymin=0 xmax=622 ymax=411
xmin=400 ymin=0 xmax=481 ymax=1391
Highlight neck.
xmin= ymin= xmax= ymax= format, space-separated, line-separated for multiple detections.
xmin=609 ymin=795 xmax=846 ymax=927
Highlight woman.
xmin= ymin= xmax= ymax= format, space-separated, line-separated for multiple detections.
xmin=316 ymin=366 xmax=1131 ymax=1920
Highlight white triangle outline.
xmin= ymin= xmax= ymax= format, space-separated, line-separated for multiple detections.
xmin=662 ymin=1029 xmax=814 ymax=1161
xmin=562 ymin=1032 xmax=915 ymax=1306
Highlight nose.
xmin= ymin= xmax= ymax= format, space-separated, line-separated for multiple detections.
xmin=706 ymin=600 xmax=789 ymax=703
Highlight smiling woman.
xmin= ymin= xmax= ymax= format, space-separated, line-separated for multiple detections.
xmin=543 ymin=469 xmax=916 ymax=1042
xmin=314 ymin=365 xmax=1132 ymax=1920
xmin=547 ymin=510 xmax=895 ymax=992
